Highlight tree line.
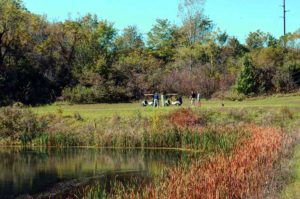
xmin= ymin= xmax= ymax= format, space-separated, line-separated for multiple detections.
xmin=0 ymin=0 xmax=300 ymax=105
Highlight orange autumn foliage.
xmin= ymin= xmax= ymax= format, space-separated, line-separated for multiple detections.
xmin=143 ymin=126 xmax=286 ymax=199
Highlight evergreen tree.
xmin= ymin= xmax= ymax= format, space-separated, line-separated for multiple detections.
xmin=236 ymin=57 xmax=258 ymax=95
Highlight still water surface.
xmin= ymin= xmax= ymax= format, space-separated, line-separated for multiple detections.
xmin=0 ymin=147 xmax=195 ymax=198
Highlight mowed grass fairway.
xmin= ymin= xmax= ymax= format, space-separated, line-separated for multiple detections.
xmin=32 ymin=94 xmax=300 ymax=120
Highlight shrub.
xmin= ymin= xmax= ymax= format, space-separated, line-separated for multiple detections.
xmin=12 ymin=102 xmax=25 ymax=108
xmin=62 ymin=85 xmax=132 ymax=104
xmin=279 ymin=107 xmax=294 ymax=120
xmin=261 ymin=107 xmax=295 ymax=128
xmin=0 ymin=107 xmax=47 ymax=144
xmin=272 ymin=70 xmax=295 ymax=92
xmin=73 ymin=112 xmax=84 ymax=121
xmin=236 ymin=56 xmax=258 ymax=95
xmin=62 ymin=85 xmax=108 ymax=104
xmin=212 ymin=90 xmax=246 ymax=101
xmin=168 ymin=108 xmax=205 ymax=128
xmin=160 ymin=67 xmax=219 ymax=98
xmin=43 ymin=115 xmax=93 ymax=146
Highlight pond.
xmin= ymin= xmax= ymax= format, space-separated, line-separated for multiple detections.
xmin=0 ymin=147 xmax=196 ymax=199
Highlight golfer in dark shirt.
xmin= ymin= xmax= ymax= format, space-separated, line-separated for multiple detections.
xmin=190 ymin=91 xmax=197 ymax=106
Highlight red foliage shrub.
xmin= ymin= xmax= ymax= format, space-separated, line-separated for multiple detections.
xmin=168 ymin=108 xmax=204 ymax=129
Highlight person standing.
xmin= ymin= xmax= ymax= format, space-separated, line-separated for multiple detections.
xmin=190 ymin=91 xmax=197 ymax=106
xmin=197 ymin=93 xmax=201 ymax=106
xmin=153 ymin=92 xmax=159 ymax=108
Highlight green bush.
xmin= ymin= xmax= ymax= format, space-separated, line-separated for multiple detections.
xmin=211 ymin=90 xmax=246 ymax=101
xmin=62 ymin=85 xmax=108 ymax=104
xmin=0 ymin=107 xmax=47 ymax=144
xmin=62 ymin=85 xmax=131 ymax=104
xmin=236 ymin=56 xmax=258 ymax=95
xmin=223 ymin=90 xmax=246 ymax=101
xmin=272 ymin=70 xmax=295 ymax=92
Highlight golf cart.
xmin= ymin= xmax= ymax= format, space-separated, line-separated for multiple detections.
xmin=141 ymin=93 xmax=183 ymax=107
xmin=164 ymin=93 xmax=182 ymax=106
xmin=141 ymin=94 xmax=154 ymax=106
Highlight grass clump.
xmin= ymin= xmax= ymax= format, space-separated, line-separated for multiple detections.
xmin=0 ymin=107 xmax=47 ymax=145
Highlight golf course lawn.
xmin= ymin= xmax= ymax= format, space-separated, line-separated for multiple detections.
xmin=32 ymin=94 xmax=300 ymax=120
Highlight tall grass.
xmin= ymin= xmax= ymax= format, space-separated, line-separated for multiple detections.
xmin=151 ymin=126 xmax=286 ymax=199
xmin=0 ymin=107 xmax=47 ymax=145
xmin=75 ymin=126 xmax=289 ymax=199
xmin=0 ymin=107 xmax=248 ymax=154
xmin=103 ymin=126 xmax=288 ymax=199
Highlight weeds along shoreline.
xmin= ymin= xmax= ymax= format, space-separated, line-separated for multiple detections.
xmin=72 ymin=125 xmax=294 ymax=199
xmin=0 ymin=107 xmax=249 ymax=152
xmin=0 ymin=106 xmax=296 ymax=148
xmin=113 ymin=126 xmax=292 ymax=199
xmin=0 ymin=106 xmax=297 ymax=198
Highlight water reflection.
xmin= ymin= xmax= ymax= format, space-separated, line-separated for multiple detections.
xmin=0 ymin=147 xmax=195 ymax=198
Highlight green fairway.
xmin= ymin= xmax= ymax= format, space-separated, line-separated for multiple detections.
xmin=32 ymin=94 xmax=300 ymax=120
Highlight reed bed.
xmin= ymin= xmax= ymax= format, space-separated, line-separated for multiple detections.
xmin=76 ymin=126 xmax=290 ymax=199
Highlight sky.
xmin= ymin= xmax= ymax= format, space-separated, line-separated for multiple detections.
xmin=22 ymin=0 xmax=299 ymax=42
